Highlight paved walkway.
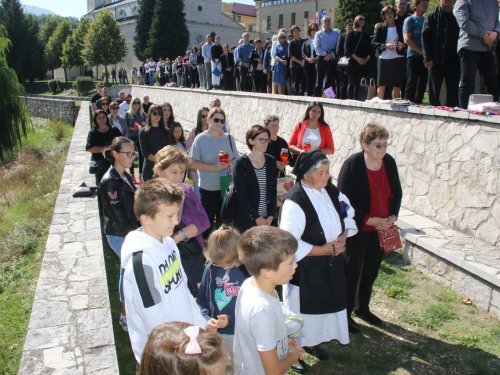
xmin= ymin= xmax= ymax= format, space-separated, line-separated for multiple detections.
xmin=19 ymin=106 xmax=118 ymax=374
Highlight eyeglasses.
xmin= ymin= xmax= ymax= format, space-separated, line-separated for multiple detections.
xmin=359 ymin=17 xmax=365 ymax=21
xmin=101 ymin=102 xmax=109 ymax=106
xmin=371 ymin=142 xmax=388 ymax=149
xmin=212 ymin=117 xmax=225 ymax=123
xmin=111 ymin=106 xmax=119 ymax=110
xmin=255 ymin=137 xmax=270 ymax=144
xmin=201 ymin=114 xmax=207 ymax=118
xmin=126 ymin=99 xmax=131 ymax=103
xmin=133 ymin=101 xmax=140 ymax=105
xmin=117 ymin=151 xmax=137 ymax=158
xmin=310 ymin=28 xmax=318 ymax=31
xmin=151 ymin=111 xmax=161 ymax=116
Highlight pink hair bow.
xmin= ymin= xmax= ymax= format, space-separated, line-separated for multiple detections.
xmin=184 ymin=326 xmax=202 ymax=355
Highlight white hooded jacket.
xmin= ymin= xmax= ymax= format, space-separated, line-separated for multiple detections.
xmin=121 ymin=229 xmax=206 ymax=362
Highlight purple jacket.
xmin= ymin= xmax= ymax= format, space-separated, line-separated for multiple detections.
xmin=178 ymin=183 xmax=210 ymax=251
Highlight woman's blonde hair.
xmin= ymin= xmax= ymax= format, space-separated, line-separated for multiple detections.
xmin=154 ymin=145 xmax=191 ymax=171
xmin=207 ymin=107 xmax=226 ymax=121
xmin=127 ymin=96 xmax=144 ymax=116
xmin=206 ymin=225 xmax=240 ymax=265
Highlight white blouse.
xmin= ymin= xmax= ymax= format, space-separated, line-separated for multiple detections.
xmin=280 ymin=184 xmax=358 ymax=262
xmin=303 ymin=127 xmax=321 ymax=151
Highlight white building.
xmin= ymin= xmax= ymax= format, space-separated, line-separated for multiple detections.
xmin=84 ymin=0 xmax=244 ymax=76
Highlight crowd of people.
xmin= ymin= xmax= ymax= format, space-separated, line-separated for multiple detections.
xmin=123 ymin=0 xmax=499 ymax=109
xmin=86 ymin=80 xmax=403 ymax=373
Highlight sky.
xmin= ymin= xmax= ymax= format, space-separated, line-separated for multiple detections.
xmin=21 ymin=0 xmax=256 ymax=18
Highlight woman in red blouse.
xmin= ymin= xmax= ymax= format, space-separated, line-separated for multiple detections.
xmin=337 ymin=123 xmax=402 ymax=334
xmin=288 ymin=101 xmax=335 ymax=157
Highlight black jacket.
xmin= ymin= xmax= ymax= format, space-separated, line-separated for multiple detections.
xmin=422 ymin=6 xmax=459 ymax=65
xmin=233 ymin=154 xmax=277 ymax=233
xmin=302 ymin=37 xmax=317 ymax=68
xmin=371 ymin=21 xmax=406 ymax=58
xmin=99 ymin=166 xmax=139 ymax=237
xmin=288 ymin=38 xmax=304 ymax=69
xmin=221 ymin=52 xmax=235 ymax=72
xmin=250 ymin=48 xmax=265 ymax=70
xmin=344 ymin=30 xmax=372 ymax=68
xmin=337 ymin=151 xmax=402 ymax=231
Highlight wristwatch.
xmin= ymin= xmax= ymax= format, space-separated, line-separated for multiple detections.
xmin=180 ymin=229 xmax=189 ymax=242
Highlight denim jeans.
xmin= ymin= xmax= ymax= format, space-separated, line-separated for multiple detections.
xmin=148 ymin=70 xmax=155 ymax=85
xmin=204 ymin=62 xmax=212 ymax=88
xmin=106 ymin=235 xmax=125 ymax=257
xmin=458 ymin=48 xmax=498 ymax=108
xmin=198 ymin=65 xmax=206 ymax=88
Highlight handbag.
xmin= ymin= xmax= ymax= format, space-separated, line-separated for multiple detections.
xmin=175 ymin=220 xmax=203 ymax=257
xmin=367 ymin=78 xmax=376 ymax=100
xmin=378 ymin=224 xmax=402 ymax=253
xmin=359 ymin=78 xmax=370 ymax=101
xmin=88 ymin=159 xmax=107 ymax=175
xmin=337 ymin=32 xmax=363 ymax=68
xmin=220 ymin=179 xmax=238 ymax=223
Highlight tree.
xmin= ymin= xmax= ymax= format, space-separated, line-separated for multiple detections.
xmin=145 ymin=0 xmax=189 ymax=60
xmin=62 ymin=17 xmax=90 ymax=72
xmin=0 ymin=0 xmax=44 ymax=82
xmin=133 ymin=0 xmax=155 ymax=61
xmin=0 ymin=25 xmax=32 ymax=161
xmin=45 ymin=20 xmax=72 ymax=81
xmin=38 ymin=14 xmax=59 ymax=47
xmin=25 ymin=14 xmax=46 ymax=82
xmin=83 ymin=10 xmax=128 ymax=83
xmin=31 ymin=14 xmax=79 ymax=29
xmin=334 ymin=0 xmax=385 ymax=34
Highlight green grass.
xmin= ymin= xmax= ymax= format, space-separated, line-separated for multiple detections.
xmin=0 ymin=119 xmax=73 ymax=374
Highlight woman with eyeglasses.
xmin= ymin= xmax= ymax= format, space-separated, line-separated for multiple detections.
xmin=108 ymin=101 xmax=128 ymax=137
xmin=345 ymin=14 xmax=372 ymax=100
xmin=139 ymin=104 xmax=171 ymax=182
xmin=96 ymin=96 xmax=111 ymax=115
xmin=189 ymin=107 xmax=237 ymax=237
xmin=124 ymin=97 xmax=146 ymax=183
xmin=273 ymin=32 xmax=292 ymax=95
xmin=337 ymin=123 xmax=402 ymax=334
xmin=186 ymin=107 xmax=210 ymax=198
xmin=153 ymin=146 xmax=211 ymax=297
xmin=289 ymin=101 xmax=335 ymax=158
xmin=86 ymin=110 xmax=123 ymax=185
xmin=232 ymin=125 xmax=277 ymax=233
xmin=99 ymin=136 xmax=139 ymax=332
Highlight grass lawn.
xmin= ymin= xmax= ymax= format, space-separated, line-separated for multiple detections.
xmin=0 ymin=119 xmax=74 ymax=374
xmin=106 ymin=248 xmax=500 ymax=374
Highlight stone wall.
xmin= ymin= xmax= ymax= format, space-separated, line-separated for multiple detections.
xmin=25 ymin=97 xmax=79 ymax=126
xmin=130 ymin=86 xmax=500 ymax=246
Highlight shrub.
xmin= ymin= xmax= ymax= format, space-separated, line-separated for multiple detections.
xmin=47 ymin=79 xmax=60 ymax=94
xmin=75 ymin=76 xmax=96 ymax=96
xmin=48 ymin=120 xmax=70 ymax=142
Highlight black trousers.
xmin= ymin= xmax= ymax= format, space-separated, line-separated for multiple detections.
xmin=458 ymin=48 xmax=499 ymax=109
xmin=347 ymin=65 xmax=368 ymax=100
xmin=190 ymin=67 xmax=199 ymax=87
xmin=427 ymin=61 xmax=460 ymax=107
xmin=314 ymin=56 xmax=336 ymax=97
xmin=344 ymin=230 xmax=384 ymax=316
xmin=303 ymin=62 xmax=316 ymax=97
xmin=405 ymin=56 xmax=428 ymax=104
xmin=223 ymin=70 xmax=234 ymax=91
xmin=253 ymin=69 xmax=266 ymax=93
xmin=199 ymin=188 xmax=222 ymax=238
xmin=338 ymin=68 xmax=348 ymax=99
xmin=291 ymin=67 xmax=306 ymax=96
xmin=239 ymin=65 xmax=251 ymax=92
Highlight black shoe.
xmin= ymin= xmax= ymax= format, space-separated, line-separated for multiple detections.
xmin=304 ymin=345 xmax=329 ymax=360
xmin=291 ymin=359 xmax=308 ymax=373
xmin=354 ymin=310 xmax=382 ymax=326
xmin=348 ymin=317 xmax=360 ymax=334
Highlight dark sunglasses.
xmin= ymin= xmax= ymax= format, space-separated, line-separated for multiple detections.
xmin=133 ymin=101 xmax=140 ymax=104
xmin=101 ymin=102 xmax=109 ymax=105
xmin=359 ymin=17 xmax=365 ymax=21
xmin=151 ymin=111 xmax=161 ymax=116
xmin=126 ymin=99 xmax=131 ymax=103
xmin=201 ymin=114 xmax=207 ymax=118
xmin=212 ymin=117 xmax=225 ymax=123
xmin=310 ymin=28 xmax=318 ymax=31
xmin=111 ymin=106 xmax=119 ymax=110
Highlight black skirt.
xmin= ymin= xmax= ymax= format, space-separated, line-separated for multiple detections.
xmin=377 ymin=57 xmax=405 ymax=87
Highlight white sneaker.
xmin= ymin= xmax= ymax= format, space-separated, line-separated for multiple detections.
xmin=119 ymin=314 xmax=128 ymax=332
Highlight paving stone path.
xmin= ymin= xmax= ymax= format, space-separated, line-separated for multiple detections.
xmin=19 ymin=106 xmax=118 ymax=374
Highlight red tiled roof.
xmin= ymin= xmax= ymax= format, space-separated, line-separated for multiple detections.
xmin=232 ymin=3 xmax=257 ymax=17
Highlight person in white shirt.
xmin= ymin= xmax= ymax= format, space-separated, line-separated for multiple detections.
xmin=148 ymin=57 xmax=156 ymax=86
xmin=118 ymin=94 xmax=132 ymax=118
xmin=202 ymin=35 xmax=214 ymax=89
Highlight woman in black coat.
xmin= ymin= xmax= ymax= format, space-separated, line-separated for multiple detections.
xmin=337 ymin=123 xmax=402 ymax=334
xmin=302 ymin=22 xmax=319 ymax=98
xmin=220 ymin=43 xmax=235 ymax=91
xmin=232 ymin=125 xmax=277 ymax=233
xmin=344 ymin=14 xmax=372 ymax=100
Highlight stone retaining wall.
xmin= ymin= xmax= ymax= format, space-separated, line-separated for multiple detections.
xmin=130 ymin=86 xmax=500 ymax=247
xmin=25 ymin=97 xmax=79 ymax=126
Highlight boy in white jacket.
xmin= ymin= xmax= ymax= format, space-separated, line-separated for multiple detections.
xmin=121 ymin=179 xmax=209 ymax=363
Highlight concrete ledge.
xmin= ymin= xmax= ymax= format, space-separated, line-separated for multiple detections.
xmin=19 ymin=106 xmax=118 ymax=374
xmin=25 ymin=97 xmax=79 ymax=126
xmin=398 ymin=208 xmax=500 ymax=317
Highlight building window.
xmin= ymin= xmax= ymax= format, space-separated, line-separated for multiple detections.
xmin=304 ymin=11 xmax=309 ymax=20
xmin=133 ymin=6 xmax=139 ymax=13
xmin=233 ymin=15 xmax=236 ymax=20
xmin=291 ymin=12 xmax=295 ymax=25
xmin=198 ymin=5 xmax=202 ymax=11
xmin=119 ymin=9 xmax=126 ymax=17
xmin=279 ymin=14 xmax=283 ymax=28
xmin=238 ymin=15 xmax=241 ymax=22
xmin=267 ymin=15 xmax=272 ymax=29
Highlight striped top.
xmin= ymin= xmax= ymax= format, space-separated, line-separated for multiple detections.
xmin=254 ymin=165 xmax=267 ymax=218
